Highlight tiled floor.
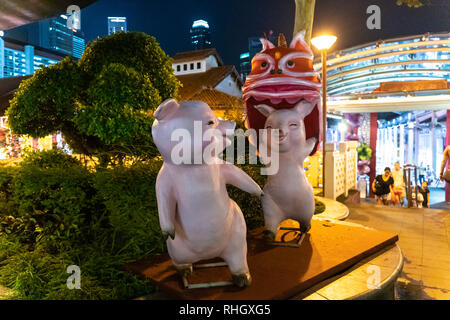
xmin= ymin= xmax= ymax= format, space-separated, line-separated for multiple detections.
xmin=346 ymin=203 xmax=450 ymax=300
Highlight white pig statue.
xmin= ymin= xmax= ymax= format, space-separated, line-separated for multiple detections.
xmin=255 ymin=99 xmax=319 ymax=241
xmin=151 ymin=99 xmax=263 ymax=287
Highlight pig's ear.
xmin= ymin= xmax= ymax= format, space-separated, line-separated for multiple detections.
xmin=255 ymin=104 xmax=276 ymax=118
xmin=294 ymin=98 xmax=318 ymax=119
xmin=154 ymin=99 xmax=179 ymax=120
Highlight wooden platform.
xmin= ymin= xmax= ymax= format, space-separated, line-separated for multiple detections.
xmin=125 ymin=219 xmax=398 ymax=300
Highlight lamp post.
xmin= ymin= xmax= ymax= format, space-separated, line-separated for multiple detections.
xmin=311 ymin=35 xmax=337 ymax=194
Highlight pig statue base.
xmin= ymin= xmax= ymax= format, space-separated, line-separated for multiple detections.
xmin=270 ymin=226 xmax=306 ymax=248
xmin=181 ymin=261 xmax=233 ymax=289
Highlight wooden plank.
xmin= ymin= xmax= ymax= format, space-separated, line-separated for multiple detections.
xmin=125 ymin=219 xmax=398 ymax=300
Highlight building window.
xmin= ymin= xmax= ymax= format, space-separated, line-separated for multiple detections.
xmin=190 ymin=63 xmax=194 ymax=70
xmin=197 ymin=62 xmax=201 ymax=69
xmin=177 ymin=65 xmax=181 ymax=72
xmin=183 ymin=64 xmax=187 ymax=71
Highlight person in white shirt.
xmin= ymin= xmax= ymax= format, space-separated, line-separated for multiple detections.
xmin=391 ymin=161 xmax=406 ymax=206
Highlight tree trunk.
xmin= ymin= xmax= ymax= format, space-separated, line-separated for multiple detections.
xmin=293 ymin=0 xmax=316 ymax=45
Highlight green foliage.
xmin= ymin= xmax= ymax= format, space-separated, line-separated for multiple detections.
xmin=78 ymin=31 xmax=179 ymax=102
xmin=396 ymin=0 xmax=423 ymax=8
xmin=0 ymin=152 xmax=165 ymax=300
xmin=314 ymin=198 xmax=326 ymax=215
xmin=93 ymin=162 xmax=166 ymax=260
xmin=6 ymin=57 xmax=81 ymax=138
xmin=357 ymin=143 xmax=373 ymax=161
xmin=7 ymin=32 xmax=180 ymax=164
xmin=0 ymin=167 xmax=19 ymax=217
xmin=75 ymin=63 xmax=160 ymax=146
xmin=21 ymin=149 xmax=82 ymax=169
xmin=13 ymin=165 xmax=97 ymax=243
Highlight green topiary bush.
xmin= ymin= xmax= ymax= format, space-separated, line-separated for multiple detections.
xmin=13 ymin=164 xmax=98 ymax=243
xmin=21 ymin=149 xmax=82 ymax=169
xmin=0 ymin=151 xmax=163 ymax=299
xmin=93 ymin=161 xmax=166 ymax=260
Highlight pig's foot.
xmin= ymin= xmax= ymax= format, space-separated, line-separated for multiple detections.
xmin=175 ymin=264 xmax=193 ymax=278
xmin=232 ymin=272 xmax=252 ymax=288
xmin=263 ymin=229 xmax=276 ymax=242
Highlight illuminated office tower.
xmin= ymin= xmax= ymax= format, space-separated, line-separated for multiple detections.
xmin=108 ymin=17 xmax=127 ymax=35
xmin=3 ymin=13 xmax=86 ymax=59
xmin=0 ymin=34 xmax=64 ymax=78
xmin=190 ymin=20 xmax=212 ymax=50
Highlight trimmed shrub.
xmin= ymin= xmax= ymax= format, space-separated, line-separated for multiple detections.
xmin=21 ymin=149 xmax=82 ymax=169
xmin=13 ymin=164 xmax=98 ymax=243
xmin=93 ymin=161 xmax=166 ymax=261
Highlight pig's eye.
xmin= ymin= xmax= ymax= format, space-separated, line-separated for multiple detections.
xmin=207 ymin=120 xmax=214 ymax=125
xmin=265 ymin=125 xmax=272 ymax=129
xmin=289 ymin=123 xmax=298 ymax=127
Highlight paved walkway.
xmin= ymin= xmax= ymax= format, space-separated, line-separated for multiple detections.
xmin=346 ymin=203 xmax=450 ymax=300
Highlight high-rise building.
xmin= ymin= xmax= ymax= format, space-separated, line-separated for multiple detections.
xmin=240 ymin=34 xmax=278 ymax=80
xmin=190 ymin=20 xmax=212 ymax=50
xmin=3 ymin=13 xmax=86 ymax=59
xmin=239 ymin=52 xmax=251 ymax=81
xmin=0 ymin=35 xmax=65 ymax=78
xmin=108 ymin=17 xmax=127 ymax=35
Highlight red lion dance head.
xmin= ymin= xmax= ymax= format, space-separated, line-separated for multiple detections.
xmin=243 ymin=31 xmax=322 ymax=155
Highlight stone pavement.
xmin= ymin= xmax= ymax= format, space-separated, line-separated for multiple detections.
xmin=346 ymin=203 xmax=450 ymax=300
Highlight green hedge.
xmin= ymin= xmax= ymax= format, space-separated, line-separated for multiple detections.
xmin=0 ymin=151 xmax=164 ymax=299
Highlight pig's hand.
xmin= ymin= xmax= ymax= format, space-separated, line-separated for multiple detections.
xmin=222 ymin=163 xmax=263 ymax=197
xmin=156 ymin=166 xmax=176 ymax=240
xmin=302 ymin=137 xmax=317 ymax=158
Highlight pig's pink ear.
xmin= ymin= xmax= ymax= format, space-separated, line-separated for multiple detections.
xmin=154 ymin=99 xmax=179 ymax=120
xmin=294 ymin=99 xmax=318 ymax=120
xmin=255 ymin=104 xmax=276 ymax=117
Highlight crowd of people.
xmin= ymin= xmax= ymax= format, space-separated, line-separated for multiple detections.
xmin=371 ymin=162 xmax=430 ymax=208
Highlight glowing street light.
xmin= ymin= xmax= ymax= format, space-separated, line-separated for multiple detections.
xmin=311 ymin=35 xmax=337 ymax=51
xmin=311 ymin=34 xmax=337 ymax=193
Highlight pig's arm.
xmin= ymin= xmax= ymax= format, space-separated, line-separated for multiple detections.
xmin=156 ymin=167 xmax=176 ymax=240
xmin=301 ymin=137 xmax=318 ymax=159
xmin=222 ymin=164 xmax=263 ymax=197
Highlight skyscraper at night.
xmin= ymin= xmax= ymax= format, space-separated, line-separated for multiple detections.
xmin=190 ymin=20 xmax=212 ymax=50
xmin=108 ymin=17 xmax=127 ymax=35
xmin=3 ymin=13 xmax=86 ymax=59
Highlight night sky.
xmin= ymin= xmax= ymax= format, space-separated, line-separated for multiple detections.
xmin=81 ymin=0 xmax=449 ymax=68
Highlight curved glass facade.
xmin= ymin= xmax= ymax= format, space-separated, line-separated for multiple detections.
xmin=314 ymin=33 xmax=450 ymax=96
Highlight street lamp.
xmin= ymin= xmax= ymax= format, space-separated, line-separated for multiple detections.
xmin=311 ymin=34 xmax=337 ymax=194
